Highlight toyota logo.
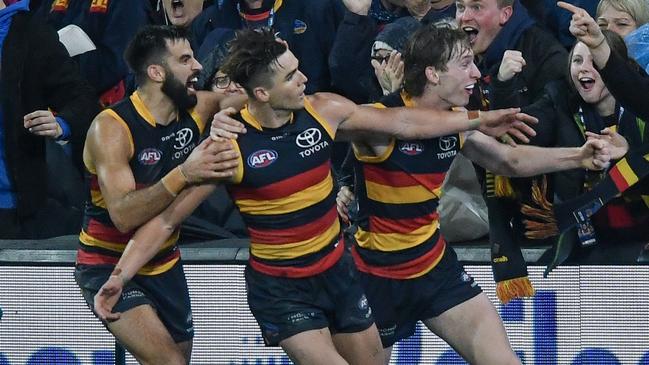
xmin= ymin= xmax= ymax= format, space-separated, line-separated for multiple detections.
xmin=439 ymin=136 xmax=457 ymax=151
xmin=295 ymin=128 xmax=322 ymax=148
xmin=174 ymin=128 xmax=194 ymax=150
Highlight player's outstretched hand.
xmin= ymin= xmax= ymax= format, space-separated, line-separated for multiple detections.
xmin=478 ymin=108 xmax=538 ymax=146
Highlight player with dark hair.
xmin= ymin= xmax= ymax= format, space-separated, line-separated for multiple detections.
xmin=74 ymin=25 xmax=243 ymax=364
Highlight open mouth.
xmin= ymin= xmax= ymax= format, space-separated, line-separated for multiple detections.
xmin=186 ymin=75 xmax=198 ymax=92
xmin=171 ymin=0 xmax=183 ymax=9
xmin=579 ymin=77 xmax=595 ymax=91
xmin=462 ymin=26 xmax=479 ymax=44
xmin=464 ymin=84 xmax=475 ymax=95
xmin=170 ymin=0 xmax=184 ymax=18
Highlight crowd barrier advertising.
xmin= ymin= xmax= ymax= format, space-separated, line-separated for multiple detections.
xmin=1 ymin=265 xmax=649 ymax=364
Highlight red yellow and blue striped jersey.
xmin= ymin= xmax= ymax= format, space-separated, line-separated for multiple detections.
xmin=352 ymin=91 xmax=464 ymax=279
xmin=76 ymin=91 xmax=205 ymax=275
xmin=227 ymin=99 xmax=343 ymax=278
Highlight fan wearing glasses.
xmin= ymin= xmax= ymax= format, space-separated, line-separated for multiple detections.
xmin=211 ymin=71 xmax=246 ymax=96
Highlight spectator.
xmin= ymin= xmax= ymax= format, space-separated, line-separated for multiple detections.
xmin=161 ymin=0 xmax=203 ymax=27
xmin=38 ymin=0 xmax=154 ymax=106
xmin=209 ymin=0 xmax=344 ymax=94
xmin=596 ymin=0 xmax=649 ymax=37
xmin=491 ymin=29 xmax=645 ymax=275
xmin=560 ymin=2 xmax=649 ymax=125
xmin=158 ymin=0 xmax=221 ymax=50
xmin=333 ymin=16 xmax=419 ymax=198
xmin=0 ymin=0 xmax=98 ymax=239
xmin=195 ymin=27 xmax=235 ymax=89
xmin=329 ymin=0 xmax=456 ymax=103
xmin=558 ymin=1 xmax=649 ymax=262
xmin=456 ymin=0 xmax=568 ymax=303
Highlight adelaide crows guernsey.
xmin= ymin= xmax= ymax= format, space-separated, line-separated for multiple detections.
xmin=352 ymin=91 xmax=464 ymax=279
xmin=227 ymin=98 xmax=343 ymax=278
xmin=77 ymin=91 xmax=205 ymax=275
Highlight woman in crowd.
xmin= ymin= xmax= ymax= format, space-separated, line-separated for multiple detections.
xmin=596 ymin=0 xmax=649 ymax=37
xmin=491 ymin=29 xmax=646 ymax=268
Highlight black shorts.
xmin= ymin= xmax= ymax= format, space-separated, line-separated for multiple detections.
xmin=245 ymin=252 xmax=375 ymax=346
xmin=359 ymin=247 xmax=482 ymax=348
xmin=74 ymin=261 xmax=194 ymax=343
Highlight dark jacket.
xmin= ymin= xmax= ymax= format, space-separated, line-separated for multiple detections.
xmin=329 ymin=4 xmax=456 ymax=103
xmin=212 ymin=0 xmax=344 ymax=94
xmin=521 ymin=81 xmax=649 ymax=248
xmin=476 ymin=1 xmax=567 ymax=109
xmin=1 ymin=11 xmax=98 ymax=218
xmin=472 ymin=2 xmax=567 ymax=250
xmin=599 ymin=49 xmax=649 ymax=122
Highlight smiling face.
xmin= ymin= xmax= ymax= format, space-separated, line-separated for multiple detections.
xmin=160 ymin=39 xmax=202 ymax=109
xmin=435 ymin=46 xmax=481 ymax=108
xmin=455 ymin=0 xmax=512 ymax=55
xmin=163 ymin=0 xmax=204 ymax=27
xmin=570 ymin=42 xmax=611 ymax=105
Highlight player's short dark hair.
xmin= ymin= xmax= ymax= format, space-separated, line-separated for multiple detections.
xmin=220 ymin=28 xmax=288 ymax=97
xmin=124 ymin=25 xmax=189 ymax=85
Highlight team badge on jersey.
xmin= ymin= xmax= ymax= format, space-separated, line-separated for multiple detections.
xmin=138 ymin=148 xmax=162 ymax=166
xmin=399 ymin=142 xmax=424 ymax=156
xmin=248 ymin=149 xmax=278 ymax=168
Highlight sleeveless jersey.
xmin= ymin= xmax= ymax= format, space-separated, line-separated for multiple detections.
xmin=352 ymin=91 xmax=464 ymax=279
xmin=227 ymin=98 xmax=343 ymax=278
xmin=76 ymin=91 xmax=205 ymax=275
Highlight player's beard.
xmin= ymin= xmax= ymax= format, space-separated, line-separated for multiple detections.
xmin=161 ymin=71 xmax=198 ymax=110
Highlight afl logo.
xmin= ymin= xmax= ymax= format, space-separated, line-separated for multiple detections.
xmin=399 ymin=142 xmax=424 ymax=156
xmin=248 ymin=149 xmax=278 ymax=168
xmin=296 ymin=128 xmax=322 ymax=148
xmin=138 ymin=148 xmax=162 ymax=165
xmin=439 ymin=136 xmax=457 ymax=151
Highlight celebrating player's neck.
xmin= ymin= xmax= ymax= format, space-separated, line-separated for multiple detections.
xmin=248 ymin=100 xmax=293 ymax=129
xmin=412 ymin=89 xmax=454 ymax=111
xmin=137 ymin=85 xmax=180 ymax=126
